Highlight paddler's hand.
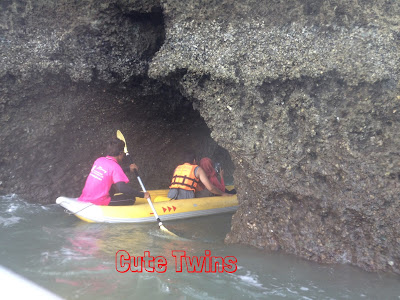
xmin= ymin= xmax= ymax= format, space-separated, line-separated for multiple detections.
xmin=144 ymin=192 xmax=150 ymax=199
xmin=129 ymin=163 xmax=138 ymax=173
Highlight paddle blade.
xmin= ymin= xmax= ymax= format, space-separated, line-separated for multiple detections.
xmin=160 ymin=225 xmax=179 ymax=237
xmin=116 ymin=130 xmax=128 ymax=154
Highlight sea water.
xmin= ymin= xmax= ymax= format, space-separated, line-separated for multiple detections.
xmin=0 ymin=194 xmax=399 ymax=299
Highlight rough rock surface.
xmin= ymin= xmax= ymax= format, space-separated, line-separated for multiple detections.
xmin=149 ymin=0 xmax=400 ymax=274
xmin=0 ymin=0 xmax=233 ymax=201
xmin=1 ymin=0 xmax=399 ymax=274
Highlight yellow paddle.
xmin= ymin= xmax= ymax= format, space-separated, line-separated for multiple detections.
xmin=116 ymin=130 xmax=178 ymax=237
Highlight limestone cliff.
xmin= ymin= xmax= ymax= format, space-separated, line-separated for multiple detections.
xmin=0 ymin=0 xmax=399 ymax=274
xmin=148 ymin=0 xmax=400 ymax=274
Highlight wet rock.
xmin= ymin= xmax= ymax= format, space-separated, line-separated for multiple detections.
xmin=149 ymin=0 xmax=400 ymax=274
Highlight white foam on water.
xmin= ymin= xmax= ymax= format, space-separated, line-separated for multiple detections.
xmin=0 ymin=216 xmax=22 ymax=227
xmin=0 ymin=195 xmax=27 ymax=226
xmin=0 ymin=194 xmax=56 ymax=226
xmin=7 ymin=204 xmax=19 ymax=213
xmin=286 ymin=287 xmax=299 ymax=294
xmin=1 ymin=194 xmax=18 ymax=201
xmin=236 ymin=270 xmax=265 ymax=289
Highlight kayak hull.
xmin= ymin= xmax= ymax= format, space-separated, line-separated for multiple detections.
xmin=56 ymin=189 xmax=238 ymax=223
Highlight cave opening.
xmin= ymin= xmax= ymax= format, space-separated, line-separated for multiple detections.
xmin=51 ymin=75 xmax=235 ymax=202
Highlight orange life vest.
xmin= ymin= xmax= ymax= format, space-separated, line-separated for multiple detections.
xmin=169 ymin=163 xmax=199 ymax=191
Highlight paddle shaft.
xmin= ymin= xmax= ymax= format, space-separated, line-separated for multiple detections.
xmin=124 ymin=147 xmax=164 ymax=227
xmin=134 ymin=169 xmax=163 ymax=224
xmin=117 ymin=130 xmax=177 ymax=235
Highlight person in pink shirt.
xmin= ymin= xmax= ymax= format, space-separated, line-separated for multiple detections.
xmin=78 ymin=137 xmax=150 ymax=206
xmin=195 ymin=157 xmax=235 ymax=197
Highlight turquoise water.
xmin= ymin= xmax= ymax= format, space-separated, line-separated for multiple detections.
xmin=0 ymin=194 xmax=399 ymax=299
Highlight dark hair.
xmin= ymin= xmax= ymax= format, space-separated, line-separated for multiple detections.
xmin=182 ymin=151 xmax=196 ymax=164
xmin=107 ymin=137 xmax=125 ymax=156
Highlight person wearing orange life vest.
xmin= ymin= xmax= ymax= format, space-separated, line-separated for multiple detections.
xmin=168 ymin=152 xmax=230 ymax=200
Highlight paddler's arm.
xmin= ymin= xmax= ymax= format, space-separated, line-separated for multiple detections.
xmin=114 ymin=182 xmax=150 ymax=199
xmin=123 ymin=163 xmax=139 ymax=174
xmin=196 ymin=167 xmax=230 ymax=196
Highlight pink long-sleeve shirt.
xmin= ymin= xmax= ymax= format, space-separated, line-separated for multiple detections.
xmin=198 ymin=158 xmax=225 ymax=193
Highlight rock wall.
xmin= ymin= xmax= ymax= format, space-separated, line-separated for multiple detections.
xmin=1 ymin=0 xmax=399 ymax=274
xmin=149 ymin=0 xmax=400 ymax=274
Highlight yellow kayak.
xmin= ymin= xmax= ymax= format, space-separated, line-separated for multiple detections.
xmin=56 ymin=188 xmax=238 ymax=223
